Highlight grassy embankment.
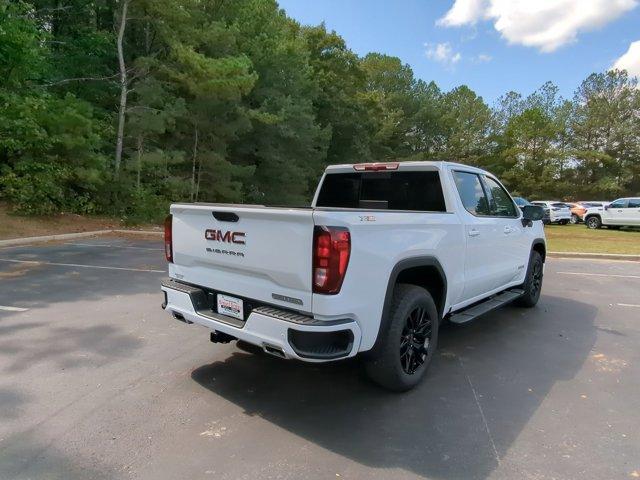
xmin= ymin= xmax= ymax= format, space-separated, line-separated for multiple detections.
xmin=0 ymin=203 xmax=158 ymax=240
xmin=544 ymin=223 xmax=640 ymax=255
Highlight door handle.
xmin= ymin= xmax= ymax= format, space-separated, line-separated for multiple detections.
xmin=468 ymin=229 xmax=480 ymax=237
xmin=503 ymin=226 xmax=513 ymax=234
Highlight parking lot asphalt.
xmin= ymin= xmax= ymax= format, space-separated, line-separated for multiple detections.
xmin=0 ymin=236 xmax=638 ymax=480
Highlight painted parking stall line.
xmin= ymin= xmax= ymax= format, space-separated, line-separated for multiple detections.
xmin=0 ymin=305 xmax=29 ymax=312
xmin=557 ymin=271 xmax=640 ymax=280
xmin=65 ymin=242 xmax=162 ymax=251
xmin=0 ymin=258 xmax=164 ymax=274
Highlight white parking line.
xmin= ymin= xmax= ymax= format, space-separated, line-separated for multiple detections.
xmin=65 ymin=242 xmax=161 ymax=251
xmin=557 ymin=271 xmax=640 ymax=279
xmin=617 ymin=303 xmax=640 ymax=308
xmin=0 ymin=305 xmax=29 ymax=312
xmin=0 ymin=258 xmax=164 ymax=273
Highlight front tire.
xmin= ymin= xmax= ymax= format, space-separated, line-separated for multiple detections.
xmin=516 ymin=251 xmax=543 ymax=308
xmin=586 ymin=216 xmax=601 ymax=229
xmin=364 ymin=285 xmax=439 ymax=392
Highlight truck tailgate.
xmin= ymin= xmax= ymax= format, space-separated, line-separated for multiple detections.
xmin=169 ymin=204 xmax=314 ymax=313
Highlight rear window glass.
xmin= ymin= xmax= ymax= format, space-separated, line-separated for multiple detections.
xmin=552 ymin=203 xmax=568 ymax=208
xmin=315 ymin=171 xmax=446 ymax=212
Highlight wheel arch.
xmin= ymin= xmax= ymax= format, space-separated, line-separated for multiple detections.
xmin=368 ymin=257 xmax=447 ymax=355
xmin=532 ymin=238 xmax=546 ymax=262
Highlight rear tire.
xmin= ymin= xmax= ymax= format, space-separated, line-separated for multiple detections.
xmin=516 ymin=251 xmax=543 ymax=308
xmin=364 ymin=285 xmax=438 ymax=392
xmin=586 ymin=216 xmax=601 ymax=229
xmin=560 ymin=220 xmax=569 ymax=225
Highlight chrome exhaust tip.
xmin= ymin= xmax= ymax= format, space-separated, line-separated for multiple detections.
xmin=263 ymin=344 xmax=286 ymax=359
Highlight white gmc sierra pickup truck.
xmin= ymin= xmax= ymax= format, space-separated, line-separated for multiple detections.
xmin=161 ymin=161 xmax=546 ymax=391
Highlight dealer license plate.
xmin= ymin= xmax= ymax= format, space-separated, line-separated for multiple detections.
xmin=217 ymin=294 xmax=244 ymax=320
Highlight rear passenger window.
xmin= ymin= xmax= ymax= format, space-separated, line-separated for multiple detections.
xmin=452 ymin=171 xmax=490 ymax=216
xmin=483 ymin=176 xmax=518 ymax=217
xmin=316 ymin=171 xmax=446 ymax=212
xmin=628 ymin=199 xmax=640 ymax=208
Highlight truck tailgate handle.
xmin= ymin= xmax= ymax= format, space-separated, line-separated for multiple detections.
xmin=212 ymin=211 xmax=239 ymax=222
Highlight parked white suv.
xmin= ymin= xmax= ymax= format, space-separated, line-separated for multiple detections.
xmin=584 ymin=198 xmax=640 ymax=229
xmin=161 ymin=162 xmax=546 ymax=391
xmin=530 ymin=201 xmax=572 ymax=225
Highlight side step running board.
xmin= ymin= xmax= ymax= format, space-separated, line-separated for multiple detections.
xmin=448 ymin=289 xmax=524 ymax=325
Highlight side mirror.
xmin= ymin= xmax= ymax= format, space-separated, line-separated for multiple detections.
xmin=604 ymin=204 xmax=610 ymax=210
xmin=521 ymin=205 xmax=544 ymax=227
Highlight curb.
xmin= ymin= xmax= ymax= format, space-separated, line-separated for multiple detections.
xmin=548 ymin=251 xmax=640 ymax=261
xmin=0 ymin=229 xmax=162 ymax=247
xmin=111 ymin=229 xmax=163 ymax=236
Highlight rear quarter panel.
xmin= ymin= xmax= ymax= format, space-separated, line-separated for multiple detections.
xmin=311 ymin=209 xmax=465 ymax=351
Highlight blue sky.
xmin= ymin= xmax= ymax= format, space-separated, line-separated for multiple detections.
xmin=277 ymin=0 xmax=640 ymax=105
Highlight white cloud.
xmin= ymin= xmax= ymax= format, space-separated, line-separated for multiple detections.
xmin=612 ymin=40 xmax=640 ymax=78
xmin=475 ymin=53 xmax=492 ymax=63
xmin=437 ymin=0 xmax=489 ymax=27
xmin=438 ymin=0 xmax=638 ymax=53
xmin=425 ymin=42 xmax=462 ymax=67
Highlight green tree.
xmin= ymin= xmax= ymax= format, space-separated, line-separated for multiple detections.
xmin=571 ymin=70 xmax=640 ymax=198
xmin=360 ymin=53 xmax=418 ymax=159
xmin=225 ymin=0 xmax=330 ymax=204
xmin=302 ymin=24 xmax=374 ymax=166
xmin=440 ymin=86 xmax=491 ymax=165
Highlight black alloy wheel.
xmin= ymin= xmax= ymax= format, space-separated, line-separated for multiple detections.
xmin=400 ymin=306 xmax=432 ymax=374
xmin=516 ymin=250 xmax=544 ymax=308
xmin=530 ymin=259 xmax=543 ymax=299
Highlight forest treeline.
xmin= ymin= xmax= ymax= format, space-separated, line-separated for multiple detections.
xmin=1 ymin=0 xmax=639 ymax=221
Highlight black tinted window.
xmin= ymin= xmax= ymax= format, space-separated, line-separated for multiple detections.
xmin=484 ymin=176 xmax=518 ymax=217
xmin=316 ymin=171 xmax=446 ymax=212
xmin=610 ymin=199 xmax=627 ymax=208
xmin=453 ymin=171 xmax=490 ymax=216
xmin=628 ymin=199 xmax=640 ymax=208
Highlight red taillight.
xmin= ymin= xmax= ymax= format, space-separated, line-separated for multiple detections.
xmin=313 ymin=226 xmax=350 ymax=294
xmin=164 ymin=214 xmax=173 ymax=263
xmin=353 ymin=162 xmax=399 ymax=171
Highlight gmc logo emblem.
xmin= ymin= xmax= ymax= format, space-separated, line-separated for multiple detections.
xmin=205 ymin=229 xmax=246 ymax=245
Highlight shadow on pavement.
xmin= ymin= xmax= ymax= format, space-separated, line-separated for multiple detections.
xmin=0 ymin=431 xmax=119 ymax=480
xmin=0 ymin=387 xmax=29 ymax=420
xmin=0 ymin=323 xmax=142 ymax=373
xmin=191 ymin=295 xmax=597 ymax=480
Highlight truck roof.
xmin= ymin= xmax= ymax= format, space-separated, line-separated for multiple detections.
xmin=324 ymin=161 xmax=490 ymax=176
